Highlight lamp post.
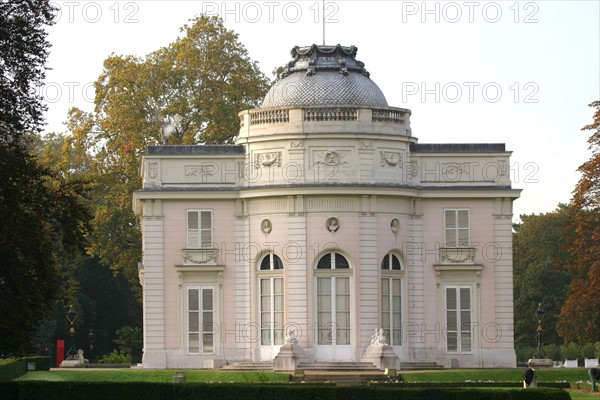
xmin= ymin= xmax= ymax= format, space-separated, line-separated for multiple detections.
xmin=88 ymin=329 xmax=96 ymax=362
xmin=533 ymin=303 xmax=546 ymax=358
xmin=65 ymin=305 xmax=78 ymax=360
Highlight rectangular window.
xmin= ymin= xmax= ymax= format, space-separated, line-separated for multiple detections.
xmin=444 ymin=209 xmax=469 ymax=247
xmin=260 ymin=277 xmax=285 ymax=346
xmin=187 ymin=210 xmax=212 ymax=248
xmin=317 ymin=277 xmax=350 ymax=345
xmin=187 ymin=287 xmax=214 ymax=354
xmin=381 ymin=278 xmax=402 ymax=345
xmin=445 ymin=286 xmax=472 ymax=353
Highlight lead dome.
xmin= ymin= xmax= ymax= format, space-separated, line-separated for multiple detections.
xmin=261 ymin=44 xmax=388 ymax=108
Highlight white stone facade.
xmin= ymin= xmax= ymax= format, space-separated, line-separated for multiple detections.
xmin=133 ymin=45 xmax=520 ymax=369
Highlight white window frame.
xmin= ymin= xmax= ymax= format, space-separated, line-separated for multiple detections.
xmin=315 ymin=252 xmax=352 ymax=346
xmin=186 ymin=209 xmax=212 ymax=249
xmin=381 ymin=253 xmax=403 ymax=346
xmin=186 ymin=286 xmax=215 ymax=355
xmin=444 ymin=209 xmax=470 ymax=247
xmin=444 ymin=285 xmax=472 ymax=354
xmin=257 ymin=253 xmax=285 ymax=346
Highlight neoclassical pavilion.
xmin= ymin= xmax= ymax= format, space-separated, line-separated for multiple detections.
xmin=133 ymin=44 xmax=521 ymax=369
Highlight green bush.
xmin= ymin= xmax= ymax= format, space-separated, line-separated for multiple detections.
xmin=560 ymin=342 xmax=580 ymax=360
xmin=544 ymin=344 xmax=561 ymax=361
xmin=595 ymin=341 xmax=600 ymax=358
xmin=98 ymin=350 xmax=132 ymax=365
xmin=581 ymin=343 xmax=596 ymax=358
xmin=0 ymin=357 xmax=52 ymax=382
xmin=0 ymin=382 xmax=571 ymax=400
xmin=515 ymin=346 xmax=535 ymax=362
xmin=0 ymin=359 xmax=25 ymax=382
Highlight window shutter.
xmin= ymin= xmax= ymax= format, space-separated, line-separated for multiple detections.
xmin=187 ymin=211 xmax=199 ymax=248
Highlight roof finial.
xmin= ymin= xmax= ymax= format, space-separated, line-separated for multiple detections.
xmin=322 ymin=0 xmax=325 ymax=45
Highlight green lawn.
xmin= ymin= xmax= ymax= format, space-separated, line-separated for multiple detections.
xmin=15 ymin=369 xmax=291 ymax=383
xmin=13 ymin=367 xmax=600 ymax=399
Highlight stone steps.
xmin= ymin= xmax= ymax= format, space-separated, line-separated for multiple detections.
xmin=220 ymin=361 xmax=274 ymax=371
xmin=297 ymin=361 xmax=380 ymax=371
xmin=400 ymin=362 xmax=445 ymax=370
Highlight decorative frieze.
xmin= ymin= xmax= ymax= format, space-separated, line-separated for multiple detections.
xmin=182 ymin=248 xmax=219 ymax=265
xmin=380 ymin=151 xmax=403 ymax=168
xmin=255 ymin=151 xmax=282 ymax=168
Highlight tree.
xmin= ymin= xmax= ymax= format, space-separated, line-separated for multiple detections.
xmin=513 ymin=207 xmax=571 ymax=349
xmin=0 ymin=1 xmax=92 ymax=356
xmin=557 ymin=101 xmax=600 ymax=343
xmin=0 ymin=0 xmax=55 ymax=144
xmin=65 ymin=15 xmax=269 ymax=281
xmin=0 ymin=144 xmax=91 ymax=355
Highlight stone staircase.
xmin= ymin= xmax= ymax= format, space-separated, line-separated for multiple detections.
xmin=293 ymin=362 xmax=392 ymax=385
xmin=401 ymin=362 xmax=445 ymax=370
xmin=220 ymin=361 xmax=274 ymax=371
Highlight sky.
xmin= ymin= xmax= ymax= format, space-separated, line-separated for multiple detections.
xmin=42 ymin=0 xmax=600 ymax=221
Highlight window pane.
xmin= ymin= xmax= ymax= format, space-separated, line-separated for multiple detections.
xmin=273 ymin=255 xmax=283 ymax=270
xmin=274 ymin=329 xmax=284 ymax=345
xmin=203 ymin=312 xmax=213 ymax=330
xmin=446 ymin=288 xmax=457 ymax=310
xmin=447 ymin=332 xmax=457 ymax=352
xmin=188 ymin=231 xmax=199 ymax=248
xmin=200 ymin=211 xmax=211 ymax=229
xmin=261 ymin=329 xmax=271 ymax=344
xmin=202 ymin=289 xmax=213 ymax=310
xmin=260 ymin=279 xmax=271 ymax=294
xmin=392 ymin=279 xmax=401 ymax=295
xmin=335 ymin=253 xmax=349 ymax=269
xmin=189 ymin=333 xmax=199 ymax=353
xmin=336 ymin=277 xmax=349 ymax=294
xmin=391 ymin=255 xmax=401 ymax=270
xmin=188 ymin=289 xmax=199 ymax=311
xmin=445 ymin=210 xmax=456 ymax=228
xmin=457 ymin=210 xmax=469 ymax=228
xmin=317 ymin=254 xmax=331 ymax=269
xmin=381 ymin=254 xmax=390 ymax=270
xmin=189 ymin=312 xmax=199 ymax=332
xmin=447 ymin=310 xmax=457 ymax=327
xmin=381 ymin=295 xmax=390 ymax=312
xmin=188 ymin=211 xmax=199 ymax=229
xmin=392 ymin=329 xmax=402 ymax=345
xmin=336 ymin=328 xmax=350 ymax=345
xmin=203 ymin=333 xmax=213 ymax=353
xmin=274 ymin=278 xmax=284 ymax=294
xmin=458 ymin=229 xmax=469 ymax=246
xmin=381 ymin=278 xmax=390 ymax=295
xmin=200 ymin=230 xmax=211 ymax=247
xmin=260 ymin=256 xmax=270 ymax=270
xmin=460 ymin=288 xmax=471 ymax=309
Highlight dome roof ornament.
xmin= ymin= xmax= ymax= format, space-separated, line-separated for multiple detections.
xmin=262 ymin=44 xmax=388 ymax=108
xmin=279 ymin=44 xmax=370 ymax=79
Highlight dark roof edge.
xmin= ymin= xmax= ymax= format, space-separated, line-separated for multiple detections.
xmin=147 ymin=145 xmax=245 ymax=155
xmin=410 ymin=143 xmax=506 ymax=153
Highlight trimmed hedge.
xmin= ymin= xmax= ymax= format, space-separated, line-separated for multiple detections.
xmin=0 ymin=357 xmax=52 ymax=382
xmin=0 ymin=382 xmax=571 ymax=400
xmin=374 ymin=382 xmax=571 ymax=388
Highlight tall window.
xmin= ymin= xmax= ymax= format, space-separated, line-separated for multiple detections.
xmin=258 ymin=253 xmax=284 ymax=345
xmin=187 ymin=287 xmax=214 ymax=354
xmin=445 ymin=286 xmax=472 ymax=353
xmin=187 ymin=210 xmax=212 ymax=248
xmin=316 ymin=252 xmax=350 ymax=345
xmin=444 ymin=209 xmax=469 ymax=247
xmin=381 ymin=254 xmax=402 ymax=345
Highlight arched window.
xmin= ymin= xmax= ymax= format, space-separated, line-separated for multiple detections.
xmin=260 ymin=253 xmax=283 ymax=270
xmin=381 ymin=254 xmax=402 ymax=271
xmin=317 ymin=252 xmax=350 ymax=269
xmin=257 ymin=253 xmax=284 ymax=346
xmin=315 ymin=252 xmax=351 ymax=346
xmin=381 ymin=252 xmax=403 ymax=346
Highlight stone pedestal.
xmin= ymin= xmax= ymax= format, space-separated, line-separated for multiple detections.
xmin=60 ymin=349 xmax=87 ymax=368
xmin=273 ymin=343 xmax=309 ymax=372
xmin=527 ymin=358 xmax=553 ymax=368
xmin=361 ymin=344 xmax=400 ymax=370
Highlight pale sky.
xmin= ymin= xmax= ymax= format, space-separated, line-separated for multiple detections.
xmin=42 ymin=0 xmax=600 ymax=220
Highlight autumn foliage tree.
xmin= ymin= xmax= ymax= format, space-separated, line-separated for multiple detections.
xmin=557 ymin=100 xmax=600 ymax=343
xmin=65 ymin=16 xmax=269 ymax=282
